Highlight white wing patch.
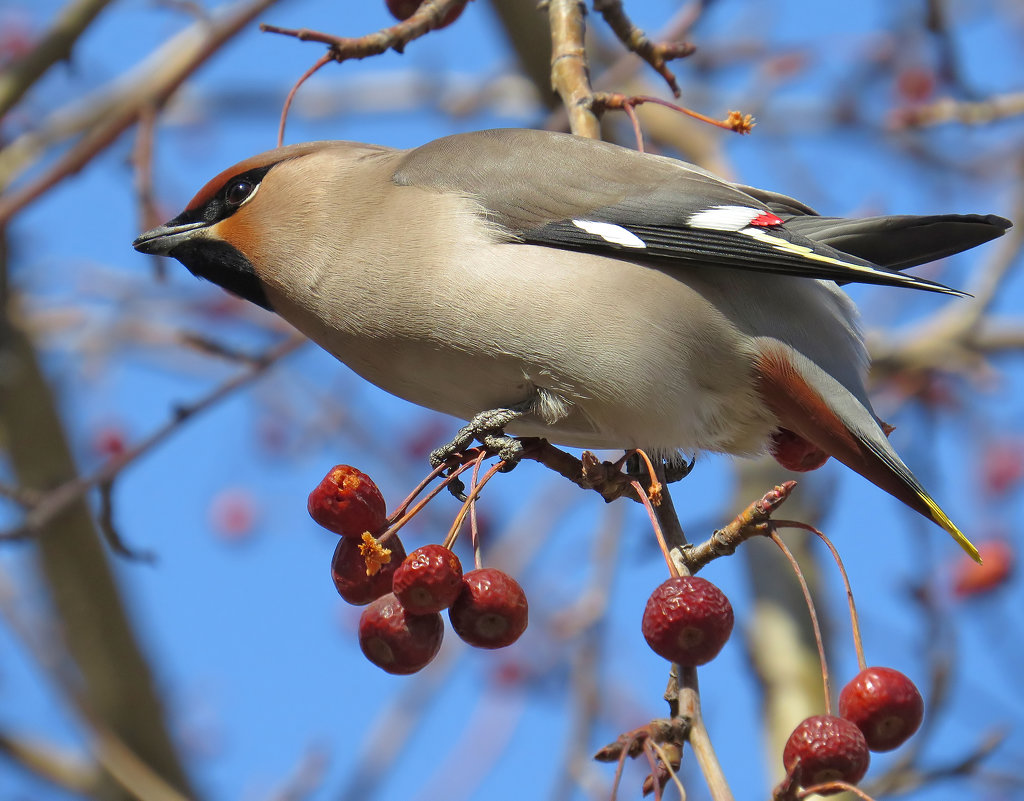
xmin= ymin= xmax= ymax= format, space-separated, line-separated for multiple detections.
xmin=688 ymin=205 xmax=763 ymax=232
xmin=571 ymin=219 xmax=647 ymax=248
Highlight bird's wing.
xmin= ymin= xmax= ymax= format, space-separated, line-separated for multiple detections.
xmin=392 ymin=129 xmax=978 ymax=295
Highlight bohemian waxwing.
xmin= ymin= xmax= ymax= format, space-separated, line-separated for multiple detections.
xmin=133 ymin=128 xmax=1011 ymax=561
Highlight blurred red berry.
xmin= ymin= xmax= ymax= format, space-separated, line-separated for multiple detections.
xmin=92 ymin=424 xmax=127 ymax=460
xmin=895 ymin=66 xmax=935 ymax=104
xmin=641 ymin=576 xmax=733 ymax=666
xmin=981 ymin=440 xmax=1024 ymax=497
xmin=769 ymin=428 xmax=829 ymax=472
xmin=783 ymin=715 xmax=870 ymax=793
xmin=763 ymin=51 xmax=808 ymax=81
xmin=952 ymin=539 xmax=1015 ymax=598
xmin=0 ymin=12 xmax=33 ymax=67
xmin=358 ymin=592 xmax=443 ymax=674
xmin=331 ymin=534 xmax=407 ymax=606
xmin=491 ymin=660 xmax=528 ymax=687
xmin=839 ymin=667 xmax=924 ymax=752
xmin=393 ymin=544 xmax=463 ymax=614
xmin=209 ymin=488 xmax=258 ymax=541
xmin=449 ymin=568 xmax=528 ymax=649
xmin=385 ymin=0 xmax=466 ymax=28
xmin=308 ymin=465 xmax=387 ymax=538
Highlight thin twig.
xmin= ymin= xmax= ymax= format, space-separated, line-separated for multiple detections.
xmin=891 ymin=91 xmax=1024 ymax=129
xmin=682 ymin=481 xmax=797 ymax=574
xmin=97 ymin=480 xmax=155 ymax=563
xmin=678 ymin=665 xmax=735 ymax=801
xmin=2 ymin=334 xmax=305 ymax=544
xmin=130 ymin=102 xmax=165 ymax=280
xmin=260 ymin=0 xmax=468 ymax=59
xmin=591 ymin=0 xmax=696 ymax=97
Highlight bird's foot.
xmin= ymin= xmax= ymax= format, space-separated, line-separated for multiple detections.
xmin=665 ymin=456 xmax=696 ymax=483
xmin=429 ymin=404 xmax=531 ymax=470
xmin=624 ymin=451 xmax=695 ymax=483
xmin=430 ymin=405 xmax=532 ymax=501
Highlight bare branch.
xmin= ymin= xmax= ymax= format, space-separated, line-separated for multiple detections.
xmin=892 ymin=91 xmax=1024 ymax=129
xmin=260 ymin=0 xmax=468 ymax=58
xmin=2 ymin=334 xmax=305 ymax=544
xmin=0 ymin=0 xmax=281 ymax=225
xmin=0 ymin=0 xmax=115 ymax=118
xmin=547 ymin=0 xmax=601 ymax=138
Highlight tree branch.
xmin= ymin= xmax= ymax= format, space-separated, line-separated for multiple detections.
xmin=0 ymin=0 xmax=115 ymax=118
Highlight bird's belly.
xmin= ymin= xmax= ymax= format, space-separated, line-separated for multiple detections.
xmin=270 ymin=293 xmax=776 ymax=458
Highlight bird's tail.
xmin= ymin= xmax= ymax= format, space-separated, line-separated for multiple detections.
xmin=755 ymin=349 xmax=980 ymax=563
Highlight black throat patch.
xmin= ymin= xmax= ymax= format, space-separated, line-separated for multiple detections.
xmin=170 ymin=239 xmax=273 ymax=310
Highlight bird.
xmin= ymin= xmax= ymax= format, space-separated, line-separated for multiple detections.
xmin=133 ymin=128 xmax=1011 ymax=562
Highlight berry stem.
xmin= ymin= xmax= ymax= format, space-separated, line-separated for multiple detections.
xmin=777 ymin=520 xmax=867 ymax=672
xmin=277 ymin=52 xmax=331 ymax=147
xmin=796 ymin=781 xmax=878 ymax=800
xmin=388 ymin=454 xmax=476 ymax=524
xmin=469 ymin=452 xmax=485 ymax=571
xmin=769 ymin=528 xmax=833 ymax=715
xmin=442 ymin=455 xmax=503 ymax=554
xmin=608 ymin=734 xmax=638 ymax=801
xmin=640 ymin=742 xmax=662 ymax=801
xmin=622 ymin=100 xmax=645 ymax=152
xmin=629 ymin=478 xmax=679 ymax=577
xmin=382 ymin=459 xmax=478 ymax=543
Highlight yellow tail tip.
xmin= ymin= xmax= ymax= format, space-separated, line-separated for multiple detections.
xmin=920 ymin=493 xmax=981 ymax=564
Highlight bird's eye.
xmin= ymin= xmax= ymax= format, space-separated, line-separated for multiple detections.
xmin=225 ymin=179 xmax=255 ymax=207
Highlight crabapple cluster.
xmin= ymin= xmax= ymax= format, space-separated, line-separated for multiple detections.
xmin=310 ymin=465 xmax=528 ymax=674
xmin=636 ymin=551 xmax=925 ymax=795
xmin=781 ymin=667 xmax=923 ymax=793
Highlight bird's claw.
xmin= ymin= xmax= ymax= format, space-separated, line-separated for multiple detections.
xmin=481 ymin=433 xmax=523 ymax=471
xmin=429 ymin=405 xmax=529 ymax=469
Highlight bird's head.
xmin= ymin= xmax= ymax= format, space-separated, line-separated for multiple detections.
xmin=132 ymin=141 xmax=393 ymax=310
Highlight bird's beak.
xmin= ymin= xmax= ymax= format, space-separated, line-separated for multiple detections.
xmin=132 ymin=220 xmax=207 ymax=256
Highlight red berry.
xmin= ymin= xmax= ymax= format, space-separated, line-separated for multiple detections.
xmin=308 ymin=465 xmax=387 ymax=538
xmin=385 ymin=0 xmax=466 ymax=29
xmin=895 ymin=66 xmax=935 ymax=104
xmin=393 ymin=544 xmax=463 ymax=614
xmin=358 ymin=593 xmax=443 ymax=674
xmin=449 ymin=568 xmax=528 ymax=649
xmin=769 ymin=428 xmax=830 ymax=472
xmin=641 ymin=576 xmax=733 ymax=666
xmin=331 ymin=535 xmax=407 ymax=606
xmin=981 ymin=440 xmax=1024 ymax=496
xmin=209 ymin=487 xmax=258 ymax=541
xmin=92 ymin=424 xmax=127 ymax=459
xmin=839 ymin=667 xmax=924 ymax=752
xmin=783 ymin=715 xmax=869 ymax=792
xmin=953 ymin=539 xmax=1015 ymax=599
